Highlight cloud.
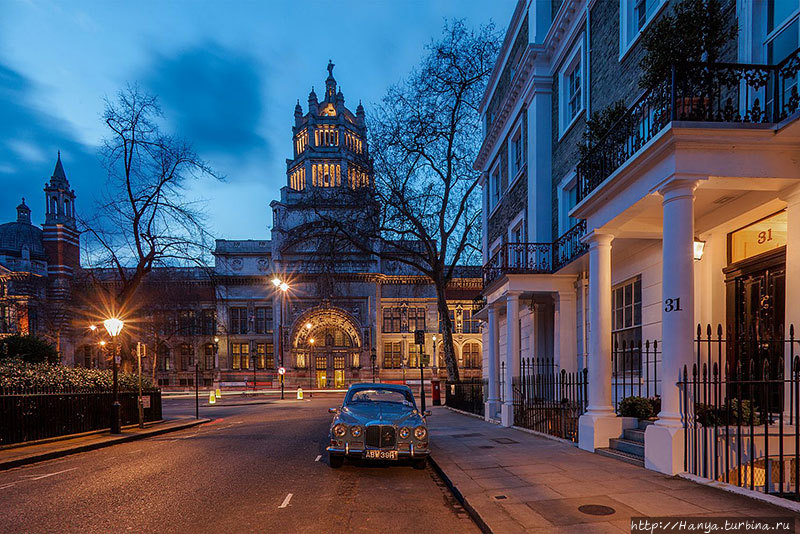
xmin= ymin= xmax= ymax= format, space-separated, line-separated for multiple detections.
xmin=146 ymin=42 xmax=269 ymax=162
xmin=0 ymin=62 xmax=101 ymax=225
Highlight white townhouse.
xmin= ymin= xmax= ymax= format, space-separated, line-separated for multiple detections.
xmin=476 ymin=0 xmax=800 ymax=492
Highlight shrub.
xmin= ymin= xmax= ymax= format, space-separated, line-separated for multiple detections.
xmin=0 ymin=335 xmax=60 ymax=364
xmin=0 ymin=358 xmax=155 ymax=391
xmin=694 ymin=399 xmax=762 ymax=426
xmin=618 ymin=396 xmax=655 ymax=419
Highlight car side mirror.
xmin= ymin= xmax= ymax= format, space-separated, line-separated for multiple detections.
xmin=328 ymin=407 xmax=338 ymax=414
xmin=424 ymin=410 xmax=432 ymax=417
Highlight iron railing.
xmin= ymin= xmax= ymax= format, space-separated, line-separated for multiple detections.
xmin=0 ymin=387 xmax=162 ymax=445
xmin=577 ymin=49 xmax=800 ymax=203
xmin=483 ymin=220 xmax=588 ymax=287
xmin=512 ymin=357 xmax=588 ymax=442
xmin=679 ymin=324 xmax=800 ymax=501
xmin=612 ymin=339 xmax=661 ymax=413
xmin=444 ymin=378 xmax=485 ymax=416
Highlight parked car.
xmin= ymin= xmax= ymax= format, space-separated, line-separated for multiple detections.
xmin=327 ymin=383 xmax=431 ymax=469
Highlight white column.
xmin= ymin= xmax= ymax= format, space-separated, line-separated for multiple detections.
xmin=501 ymin=292 xmax=521 ymax=427
xmin=486 ymin=303 xmax=500 ymax=420
xmin=556 ymin=290 xmax=578 ymax=374
xmin=781 ymin=184 xmax=800 ymax=411
xmin=579 ymin=232 xmax=624 ymax=451
xmin=645 ymin=179 xmax=697 ymax=475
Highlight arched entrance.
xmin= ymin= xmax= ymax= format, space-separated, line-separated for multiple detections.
xmin=290 ymin=305 xmax=363 ymax=389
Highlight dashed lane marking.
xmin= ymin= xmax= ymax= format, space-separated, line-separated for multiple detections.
xmin=29 ymin=467 xmax=78 ymax=481
xmin=279 ymin=493 xmax=293 ymax=508
xmin=315 ymin=455 xmax=322 ymax=462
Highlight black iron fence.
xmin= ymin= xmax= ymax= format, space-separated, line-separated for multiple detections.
xmin=512 ymin=357 xmax=588 ymax=442
xmin=578 ymin=49 xmax=800 ymax=203
xmin=0 ymin=387 xmax=162 ymax=445
xmin=613 ymin=339 xmax=661 ymax=413
xmin=483 ymin=220 xmax=588 ymax=287
xmin=444 ymin=379 xmax=485 ymax=417
xmin=679 ymin=324 xmax=800 ymax=500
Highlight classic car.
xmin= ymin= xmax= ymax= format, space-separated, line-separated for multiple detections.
xmin=327 ymin=383 xmax=431 ymax=468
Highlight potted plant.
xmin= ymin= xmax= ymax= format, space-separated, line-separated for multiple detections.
xmin=578 ymin=99 xmax=627 ymax=158
xmin=639 ymin=0 xmax=738 ymax=118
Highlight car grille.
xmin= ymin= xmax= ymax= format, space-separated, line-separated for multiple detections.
xmin=365 ymin=425 xmax=396 ymax=449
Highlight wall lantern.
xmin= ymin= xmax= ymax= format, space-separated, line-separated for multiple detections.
xmin=693 ymin=238 xmax=706 ymax=261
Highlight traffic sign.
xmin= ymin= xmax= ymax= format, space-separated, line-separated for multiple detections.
xmin=414 ymin=329 xmax=425 ymax=346
xmin=278 ymin=367 xmax=286 ymax=375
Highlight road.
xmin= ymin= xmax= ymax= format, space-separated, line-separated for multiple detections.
xmin=0 ymin=395 xmax=477 ymax=534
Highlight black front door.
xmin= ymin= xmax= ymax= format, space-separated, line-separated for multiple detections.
xmin=724 ymin=247 xmax=786 ymax=405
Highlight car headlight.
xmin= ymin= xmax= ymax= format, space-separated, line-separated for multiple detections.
xmin=414 ymin=426 xmax=427 ymax=440
xmin=333 ymin=423 xmax=347 ymax=437
xmin=350 ymin=425 xmax=362 ymax=437
xmin=399 ymin=427 xmax=411 ymax=439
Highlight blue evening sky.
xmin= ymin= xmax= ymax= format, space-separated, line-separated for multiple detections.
xmin=0 ymin=1 xmax=514 ymax=240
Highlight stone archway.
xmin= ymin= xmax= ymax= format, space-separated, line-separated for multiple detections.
xmin=290 ymin=304 xmax=363 ymax=389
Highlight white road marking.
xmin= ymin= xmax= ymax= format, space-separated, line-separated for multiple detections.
xmin=0 ymin=482 xmax=16 ymax=489
xmin=279 ymin=493 xmax=293 ymax=508
xmin=315 ymin=455 xmax=321 ymax=462
xmin=30 ymin=467 xmax=78 ymax=481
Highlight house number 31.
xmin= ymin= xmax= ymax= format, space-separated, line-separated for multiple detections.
xmin=664 ymin=298 xmax=682 ymax=312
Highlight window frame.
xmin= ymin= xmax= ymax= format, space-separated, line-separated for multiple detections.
xmin=558 ymin=40 xmax=585 ymax=137
xmin=382 ymin=341 xmax=402 ymax=369
xmin=619 ymin=0 xmax=668 ymax=60
xmin=557 ymin=172 xmax=580 ymax=236
xmin=611 ymin=276 xmax=643 ymax=376
xmin=489 ymin=162 xmax=502 ymax=211
xmin=508 ymin=124 xmax=524 ymax=181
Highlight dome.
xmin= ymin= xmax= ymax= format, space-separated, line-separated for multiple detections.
xmin=0 ymin=221 xmax=46 ymax=260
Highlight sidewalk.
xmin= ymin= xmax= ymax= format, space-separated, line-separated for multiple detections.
xmin=0 ymin=418 xmax=209 ymax=471
xmin=428 ymin=407 xmax=800 ymax=533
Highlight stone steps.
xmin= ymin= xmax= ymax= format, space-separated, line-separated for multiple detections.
xmin=595 ymin=446 xmax=645 ymax=466
xmin=595 ymin=419 xmax=653 ymax=467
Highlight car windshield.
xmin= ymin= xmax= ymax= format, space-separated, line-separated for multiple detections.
xmin=347 ymin=388 xmax=415 ymax=407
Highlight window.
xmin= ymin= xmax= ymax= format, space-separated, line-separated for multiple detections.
xmin=158 ymin=345 xmax=170 ymax=371
xmin=231 ymin=342 xmax=249 ymax=370
xmin=462 ymin=343 xmax=481 ymax=369
xmin=255 ymin=343 xmax=274 ymax=369
xmin=229 ymin=307 xmax=248 ymax=335
xmin=510 ymin=220 xmax=525 ymax=268
xmin=296 ymin=352 xmax=308 ymax=368
xmin=407 ymin=307 xmax=426 ymax=333
xmin=180 ymin=344 xmax=194 ymax=370
xmin=559 ymin=176 xmax=579 ymax=235
xmin=315 ymin=356 xmax=327 ymax=370
xmin=621 ymin=0 xmax=665 ymax=56
xmin=383 ymin=341 xmax=402 ymax=369
xmin=382 ymin=307 xmax=402 ymax=333
xmin=254 ymin=307 xmax=272 ymax=334
xmin=409 ymin=343 xmax=424 ymax=368
xmin=204 ymin=343 xmax=215 ymax=370
xmin=333 ymin=355 xmax=345 ymax=369
xmin=612 ymin=277 xmax=643 ymax=374
xmin=559 ymin=42 xmax=584 ymax=134
xmin=765 ymin=2 xmax=799 ymax=110
xmin=201 ymin=309 xmax=216 ymax=336
xmin=509 ymin=127 xmax=523 ymax=178
xmin=440 ymin=308 xmax=456 ymax=333
xmin=490 ymin=165 xmax=501 ymax=209
xmin=462 ymin=309 xmax=480 ymax=334
xmin=178 ymin=310 xmax=197 ymax=336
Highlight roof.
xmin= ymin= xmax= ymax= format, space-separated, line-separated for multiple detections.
xmin=48 ymin=151 xmax=69 ymax=188
xmin=0 ymin=221 xmax=46 ymax=260
xmin=347 ymin=383 xmax=412 ymax=393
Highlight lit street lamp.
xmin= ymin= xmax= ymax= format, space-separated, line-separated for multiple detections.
xmin=271 ymin=277 xmax=290 ymax=385
xmin=103 ymin=317 xmax=124 ymax=434
xmin=309 ymin=337 xmax=315 ymax=391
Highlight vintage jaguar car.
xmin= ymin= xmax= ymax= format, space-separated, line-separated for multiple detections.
xmin=327 ymin=383 xmax=431 ymax=468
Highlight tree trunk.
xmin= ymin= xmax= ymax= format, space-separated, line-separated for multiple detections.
xmin=434 ymin=278 xmax=460 ymax=382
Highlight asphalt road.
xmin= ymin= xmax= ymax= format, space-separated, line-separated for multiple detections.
xmin=0 ymin=395 xmax=478 ymax=534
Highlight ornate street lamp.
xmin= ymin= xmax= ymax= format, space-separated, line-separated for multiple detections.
xmin=103 ymin=317 xmax=124 ymax=434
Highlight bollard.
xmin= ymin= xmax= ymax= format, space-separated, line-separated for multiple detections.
xmin=216 ymin=387 xmax=222 ymax=398
xmin=297 ymin=387 xmax=303 ymax=400
xmin=209 ymin=391 xmax=216 ymax=404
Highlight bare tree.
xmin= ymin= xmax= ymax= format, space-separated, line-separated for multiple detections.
xmin=81 ymin=85 xmax=221 ymax=316
xmin=314 ymin=20 xmax=499 ymax=381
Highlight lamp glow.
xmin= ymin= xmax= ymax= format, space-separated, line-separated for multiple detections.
xmin=693 ymin=239 xmax=706 ymax=261
xmin=305 ymin=322 xmax=312 ymax=330
xmin=272 ymin=277 xmax=281 ymax=287
xmin=89 ymin=325 xmax=97 ymax=331
xmin=103 ymin=317 xmax=124 ymax=337
xmin=279 ymin=282 xmax=289 ymax=292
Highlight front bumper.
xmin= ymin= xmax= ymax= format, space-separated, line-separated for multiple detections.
xmin=326 ymin=444 xmax=430 ymax=458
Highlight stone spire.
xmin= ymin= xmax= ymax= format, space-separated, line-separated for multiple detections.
xmin=16 ymin=198 xmax=31 ymax=224
xmin=50 ymin=151 xmax=68 ymax=187
xmin=325 ymin=59 xmax=337 ymax=101
xmin=308 ymin=86 xmax=318 ymax=114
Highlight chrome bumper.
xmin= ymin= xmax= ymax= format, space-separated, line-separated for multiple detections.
xmin=326 ymin=444 xmax=430 ymax=458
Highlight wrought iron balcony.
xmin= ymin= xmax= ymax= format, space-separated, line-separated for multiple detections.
xmin=483 ymin=220 xmax=587 ymax=287
xmin=577 ymin=49 xmax=800 ymax=203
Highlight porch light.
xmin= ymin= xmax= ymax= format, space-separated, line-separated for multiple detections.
xmin=693 ymin=238 xmax=706 ymax=261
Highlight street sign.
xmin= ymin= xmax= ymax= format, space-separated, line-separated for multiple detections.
xmin=278 ymin=367 xmax=286 ymax=375
xmin=114 ymin=355 xmax=121 ymax=364
xmin=140 ymin=395 xmax=151 ymax=409
xmin=414 ymin=329 xmax=425 ymax=346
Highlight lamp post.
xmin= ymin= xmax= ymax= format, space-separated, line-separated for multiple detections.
xmin=103 ymin=317 xmax=124 ymax=434
xmin=432 ymin=334 xmax=438 ymax=374
xmin=195 ymin=350 xmax=200 ymax=419
xmin=309 ymin=337 xmax=315 ymax=390
xmin=271 ymin=277 xmax=290 ymax=391
xmin=370 ymin=347 xmax=376 ymax=382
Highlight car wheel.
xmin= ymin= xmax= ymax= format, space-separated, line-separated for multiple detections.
xmin=412 ymin=458 xmax=427 ymax=470
xmin=329 ymin=454 xmax=344 ymax=468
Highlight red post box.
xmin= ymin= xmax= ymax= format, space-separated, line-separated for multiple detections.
xmin=431 ymin=379 xmax=441 ymax=406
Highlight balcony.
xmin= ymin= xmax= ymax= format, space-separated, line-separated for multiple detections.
xmin=577 ymin=49 xmax=800 ymax=203
xmin=483 ymin=220 xmax=587 ymax=288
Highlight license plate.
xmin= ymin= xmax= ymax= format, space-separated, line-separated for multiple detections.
xmin=365 ymin=450 xmax=398 ymax=460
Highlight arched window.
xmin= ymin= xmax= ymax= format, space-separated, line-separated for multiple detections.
xmin=64 ymin=199 xmax=70 ymax=217
xmin=180 ymin=343 xmax=194 ymax=370
xmin=463 ymin=343 xmax=481 ymax=369
xmin=158 ymin=344 xmax=171 ymax=371
xmin=50 ymin=197 xmax=57 ymax=215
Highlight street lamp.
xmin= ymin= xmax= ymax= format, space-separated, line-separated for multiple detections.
xmin=309 ymin=337 xmax=315 ymax=390
xmin=103 ymin=317 xmax=124 ymax=434
xmin=432 ymin=334 xmax=438 ymax=374
xmin=370 ymin=347 xmax=376 ymax=382
xmin=271 ymin=277 xmax=290 ymax=380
